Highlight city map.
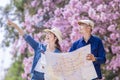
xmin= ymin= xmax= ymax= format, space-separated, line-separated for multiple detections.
xmin=45 ymin=44 xmax=97 ymax=80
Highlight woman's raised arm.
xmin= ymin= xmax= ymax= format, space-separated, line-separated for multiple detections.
xmin=7 ymin=20 xmax=39 ymax=50
xmin=7 ymin=20 xmax=25 ymax=36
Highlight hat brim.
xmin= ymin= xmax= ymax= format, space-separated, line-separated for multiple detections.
xmin=43 ymin=29 xmax=62 ymax=42
xmin=44 ymin=29 xmax=51 ymax=32
xmin=78 ymin=21 xmax=87 ymax=25
xmin=78 ymin=20 xmax=94 ymax=29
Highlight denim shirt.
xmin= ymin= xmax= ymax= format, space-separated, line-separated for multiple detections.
xmin=69 ymin=35 xmax=106 ymax=79
xmin=23 ymin=34 xmax=61 ymax=73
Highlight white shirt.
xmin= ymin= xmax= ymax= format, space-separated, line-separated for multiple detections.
xmin=34 ymin=53 xmax=46 ymax=73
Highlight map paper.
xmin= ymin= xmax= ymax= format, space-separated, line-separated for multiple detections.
xmin=45 ymin=44 xmax=97 ymax=80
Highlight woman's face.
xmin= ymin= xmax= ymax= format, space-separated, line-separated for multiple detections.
xmin=45 ymin=32 xmax=57 ymax=44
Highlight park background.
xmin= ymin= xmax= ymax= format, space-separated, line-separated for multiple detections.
xmin=0 ymin=0 xmax=120 ymax=80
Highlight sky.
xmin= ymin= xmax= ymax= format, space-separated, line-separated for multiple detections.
xmin=0 ymin=0 xmax=13 ymax=80
xmin=0 ymin=0 xmax=10 ymax=7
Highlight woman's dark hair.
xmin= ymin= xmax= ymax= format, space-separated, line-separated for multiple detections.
xmin=55 ymin=39 xmax=61 ymax=51
xmin=53 ymin=34 xmax=61 ymax=51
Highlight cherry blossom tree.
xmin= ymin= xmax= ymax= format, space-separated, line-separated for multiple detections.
xmin=2 ymin=0 xmax=120 ymax=80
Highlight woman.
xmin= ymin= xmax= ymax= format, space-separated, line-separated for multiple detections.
xmin=7 ymin=20 xmax=62 ymax=80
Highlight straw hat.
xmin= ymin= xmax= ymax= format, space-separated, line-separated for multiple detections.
xmin=78 ymin=20 xmax=94 ymax=29
xmin=44 ymin=27 xmax=62 ymax=42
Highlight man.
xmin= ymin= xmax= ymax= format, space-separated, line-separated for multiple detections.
xmin=69 ymin=20 xmax=106 ymax=80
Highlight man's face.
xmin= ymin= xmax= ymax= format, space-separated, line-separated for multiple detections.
xmin=79 ymin=23 xmax=91 ymax=34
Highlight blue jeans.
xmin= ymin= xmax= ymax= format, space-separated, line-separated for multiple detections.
xmin=31 ymin=71 xmax=44 ymax=80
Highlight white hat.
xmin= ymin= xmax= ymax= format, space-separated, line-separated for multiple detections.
xmin=78 ymin=20 xmax=94 ymax=29
xmin=44 ymin=27 xmax=62 ymax=42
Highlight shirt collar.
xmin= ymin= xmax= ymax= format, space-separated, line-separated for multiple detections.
xmin=44 ymin=45 xmax=61 ymax=53
xmin=81 ymin=35 xmax=93 ymax=43
xmin=54 ymin=48 xmax=61 ymax=53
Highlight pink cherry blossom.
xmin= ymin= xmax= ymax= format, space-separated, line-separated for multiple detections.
xmin=31 ymin=0 xmax=38 ymax=7
xmin=88 ymin=8 xmax=97 ymax=20
xmin=107 ymin=24 xmax=116 ymax=32
xmin=21 ymin=73 xmax=27 ymax=79
xmin=110 ymin=33 xmax=118 ymax=41
xmin=8 ymin=0 xmax=120 ymax=79
xmin=96 ymin=4 xmax=107 ymax=12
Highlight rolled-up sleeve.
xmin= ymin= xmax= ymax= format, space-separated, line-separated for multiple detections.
xmin=23 ymin=34 xmax=39 ymax=50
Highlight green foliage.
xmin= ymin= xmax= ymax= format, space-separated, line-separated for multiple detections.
xmin=56 ymin=0 xmax=70 ymax=8
xmin=13 ymin=0 xmax=24 ymax=12
xmin=4 ymin=55 xmax=24 ymax=80
xmin=104 ymin=70 xmax=117 ymax=80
